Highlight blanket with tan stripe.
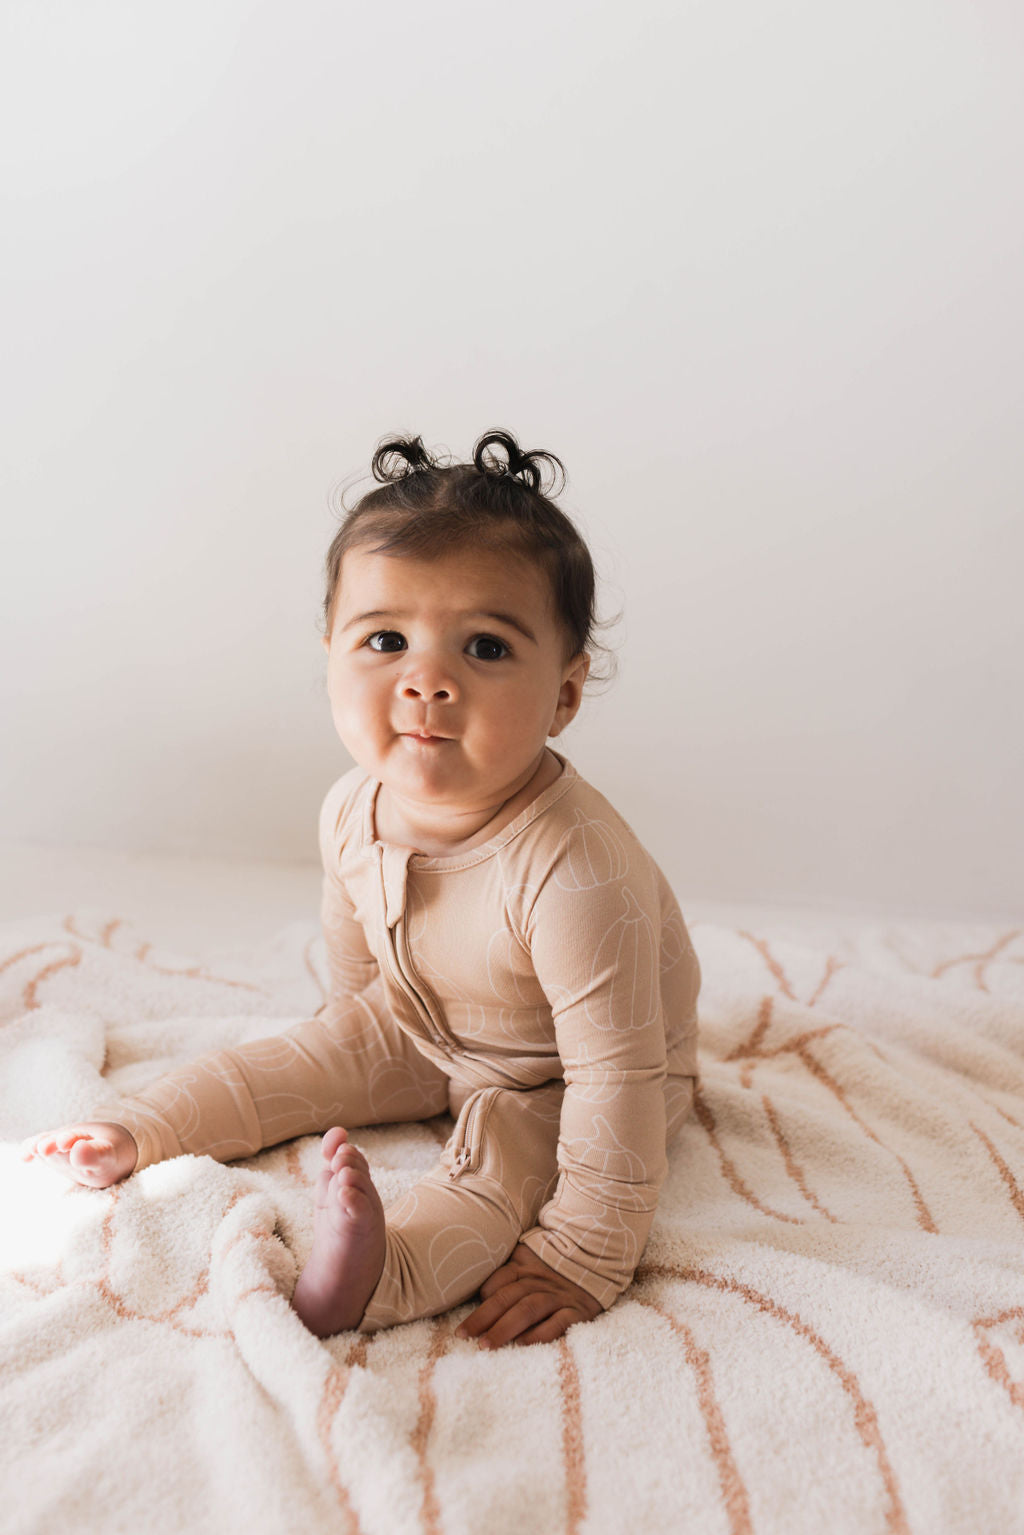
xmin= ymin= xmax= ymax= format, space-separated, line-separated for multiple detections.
xmin=2 ymin=908 xmax=1023 ymax=1535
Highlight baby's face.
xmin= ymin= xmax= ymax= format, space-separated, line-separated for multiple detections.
xmin=322 ymin=543 xmax=587 ymax=816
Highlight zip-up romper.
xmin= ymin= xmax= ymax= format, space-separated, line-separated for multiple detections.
xmin=96 ymin=756 xmax=701 ymax=1332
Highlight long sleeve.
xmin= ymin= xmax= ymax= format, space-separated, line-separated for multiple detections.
xmin=95 ymin=772 xmax=449 ymax=1170
xmin=517 ymin=849 xmax=672 ymax=1308
xmin=96 ymin=976 xmax=401 ymax=1171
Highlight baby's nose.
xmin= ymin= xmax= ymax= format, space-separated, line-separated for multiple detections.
xmin=398 ymin=662 xmax=458 ymax=703
xmin=400 ymin=679 xmax=453 ymax=701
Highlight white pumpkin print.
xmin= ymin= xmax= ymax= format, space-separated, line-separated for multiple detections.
xmin=554 ymin=809 xmax=629 ymax=891
xmin=428 ymin=1224 xmax=506 ymax=1299
xmin=585 ymin=886 xmax=660 ymax=1030
xmin=563 ymin=1112 xmax=648 ymax=1181
xmin=660 ymin=904 xmax=694 ymax=975
xmin=553 ymin=1208 xmax=641 ymax=1272
xmin=485 ymin=925 xmax=534 ymax=1004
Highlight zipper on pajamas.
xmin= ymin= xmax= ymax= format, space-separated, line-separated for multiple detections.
xmin=448 ymin=1086 xmax=502 ymax=1179
xmin=395 ymin=920 xmax=461 ymax=1055
xmin=380 ymin=932 xmax=449 ymax=1055
xmin=374 ymin=846 xmax=460 ymax=1058
xmin=374 ymin=905 xmax=453 ymax=1058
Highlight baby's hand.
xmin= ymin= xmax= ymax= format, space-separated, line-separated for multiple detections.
xmin=456 ymin=1242 xmax=602 ymax=1349
xmin=20 ymin=1122 xmax=138 ymax=1188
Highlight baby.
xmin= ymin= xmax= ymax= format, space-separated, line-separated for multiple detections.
xmin=21 ymin=429 xmax=701 ymax=1349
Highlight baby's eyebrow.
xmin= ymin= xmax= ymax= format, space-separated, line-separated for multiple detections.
xmin=473 ymin=611 xmax=538 ymax=644
xmin=340 ymin=608 xmax=538 ymax=644
xmin=342 ymin=609 xmax=397 ymax=631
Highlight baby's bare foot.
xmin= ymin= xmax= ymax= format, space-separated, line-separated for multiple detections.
xmin=291 ymin=1128 xmax=386 ymax=1337
xmin=19 ymin=1122 xmax=138 ymax=1188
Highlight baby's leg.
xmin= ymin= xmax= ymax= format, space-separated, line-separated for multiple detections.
xmin=20 ymin=1122 xmax=138 ymax=1188
xmin=291 ymin=1070 xmax=697 ymax=1338
xmin=338 ymin=1081 xmax=564 ymax=1334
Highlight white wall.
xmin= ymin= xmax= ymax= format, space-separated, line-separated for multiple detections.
xmin=2 ymin=0 xmax=1021 ymax=919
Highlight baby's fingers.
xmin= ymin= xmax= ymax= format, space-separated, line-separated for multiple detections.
xmin=478 ymin=1291 xmax=567 ymax=1350
xmin=20 ymin=1131 xmax=64 ymax=1161
xmin=455 ymin=1279 xmax=527 ymax=1339
xmin=457 ymin=1282 xmax=565 ymax=1349
xmin=22 ymin=1127 xmax=93 ymax=1160
xmin=511 ymin=1308 xmax=584 ymax=1347
xmin=58 ymin=1129 xmax=104 ymax=1153
xmin=478 ymin=1262 xmax=521 ymax=1301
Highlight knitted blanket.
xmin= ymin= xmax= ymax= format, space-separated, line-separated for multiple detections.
xmin=3 ymin=907 xmax=1023 ymax=1534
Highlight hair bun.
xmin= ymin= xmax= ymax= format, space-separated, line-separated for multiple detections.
xmin=371 ymin=435 xmax=438 ymax=484
xmin=472 ymin=429 xmax=566 ymax=498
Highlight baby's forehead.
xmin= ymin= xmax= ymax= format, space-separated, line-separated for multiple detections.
xmin=339 ymin=542 xmax=554 ymax=608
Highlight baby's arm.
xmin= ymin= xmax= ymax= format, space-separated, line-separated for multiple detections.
xmin=20 ymin=969 xmax=401 ymax=1181
xmin=22 ymin=953 xmax=400 ymax=1178
xmin=517 ymin=854 xmax=680 ymax=1309
xmin=458 ymin=848 xmax=682 ymax=1346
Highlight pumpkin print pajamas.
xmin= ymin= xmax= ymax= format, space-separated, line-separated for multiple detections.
xmin=97 ymin=756 xmax=701 ymax=1331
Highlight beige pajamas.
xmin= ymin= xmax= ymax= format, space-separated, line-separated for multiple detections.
xmin=97 ymin=756 xmax=700 ymax=1331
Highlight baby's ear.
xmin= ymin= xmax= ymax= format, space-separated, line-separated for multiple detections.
xmin=549 ymin=652 xmax=589 ymax=737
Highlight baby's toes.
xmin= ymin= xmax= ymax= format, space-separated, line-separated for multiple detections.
xmin=321 ymin=1127 xmax=348 ymax=1163
xmin=330 ymin=1166 xmax=372 ymax=1218
xmin=331 ymin=1143 xmax=369 ymax=1179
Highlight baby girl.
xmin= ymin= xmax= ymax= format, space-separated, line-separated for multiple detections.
xmin=22 ymin=429 xmax=701 ymax=1349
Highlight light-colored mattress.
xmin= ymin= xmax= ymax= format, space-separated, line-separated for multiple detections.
xmin=2 ymin=843 xmax=1022 ymax=1534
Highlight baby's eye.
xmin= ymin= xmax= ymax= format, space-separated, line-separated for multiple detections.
xmin=466 ymin=634 xmax=509 ymax=662
xmin=366 ymin=631 xmax=407 ymax=653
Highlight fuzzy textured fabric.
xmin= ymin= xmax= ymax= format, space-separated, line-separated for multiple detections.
xmin=2 ymin=907 xmax=1023 ymax=1535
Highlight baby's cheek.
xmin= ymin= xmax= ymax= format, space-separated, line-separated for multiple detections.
xmin=331 ymin=675 xmax=380 ymax=739
xmin=498 ymin=687 xmax=552 ymax=741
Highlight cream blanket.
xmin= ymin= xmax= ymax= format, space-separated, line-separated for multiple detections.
xmin=2 ymin=907 xmax=1023 ymax=1534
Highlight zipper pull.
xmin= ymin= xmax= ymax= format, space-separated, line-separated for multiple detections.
xmin=448 ymin=1147 xmax=472 ymax=1180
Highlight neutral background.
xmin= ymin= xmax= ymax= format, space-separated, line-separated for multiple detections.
xmin=2 ymin=0 xmax=1021 ymax=920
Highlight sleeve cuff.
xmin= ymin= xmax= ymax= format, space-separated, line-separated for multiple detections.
xmin=91 ymin=1104 xmax=183 ymax=1173
xmin=519 ymin=1229 xmax=623 ymax=1311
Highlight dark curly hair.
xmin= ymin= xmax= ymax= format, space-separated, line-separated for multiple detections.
xmin=323 ymin=428 xmax=602 ymax=665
